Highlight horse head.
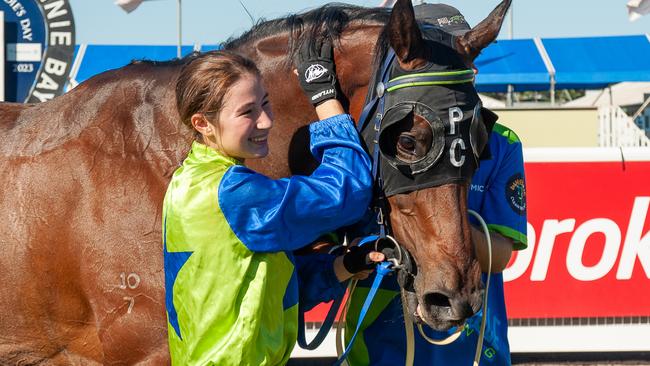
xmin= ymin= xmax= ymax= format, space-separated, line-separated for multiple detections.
xmin=366 ymin=0 xmax=511 ymax=330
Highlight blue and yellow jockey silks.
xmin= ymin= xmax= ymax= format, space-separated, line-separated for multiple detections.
xmin=163 ymin=114 xmax=372 ymax=365
xmin=346 ymin=124 xmax=528 ymax=366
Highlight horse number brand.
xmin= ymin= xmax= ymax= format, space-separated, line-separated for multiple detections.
xmin=118 ymin=272 xmax=141 ymax=314
xmin=119 ymin=272 xmax=141 ymax=289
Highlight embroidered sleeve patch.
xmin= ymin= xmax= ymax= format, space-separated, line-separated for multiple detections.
xmin=505 ymin=173 xmax=526 ymax=215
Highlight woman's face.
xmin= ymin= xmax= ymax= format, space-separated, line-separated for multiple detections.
xmin=200 ymin=73 xmax=274 ymax=160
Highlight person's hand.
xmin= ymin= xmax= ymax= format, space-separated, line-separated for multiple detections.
xmin=296 ymin=39 xmax=338 ymax=106
xmin=342 ymin=245 xmax=384 ymax=273
xmin=333 ymin=239 xmax=385 ymax=282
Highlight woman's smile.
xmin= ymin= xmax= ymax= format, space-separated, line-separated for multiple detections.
xmin=249 ymin=135 xmax=268 ymax=145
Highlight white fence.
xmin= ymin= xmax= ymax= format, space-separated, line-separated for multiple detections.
xmin=599 ymin=106 xmax=650 ymax=147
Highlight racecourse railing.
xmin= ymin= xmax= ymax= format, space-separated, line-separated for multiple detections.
xmin=599 ymin=106 xmax=650 ymax=147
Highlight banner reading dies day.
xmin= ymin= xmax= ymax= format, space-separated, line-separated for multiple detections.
xmin=2 ymin=0 xmax=75 ymax=103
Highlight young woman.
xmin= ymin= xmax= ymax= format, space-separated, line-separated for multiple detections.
xmin=163 ymin=43 xmax=382 ymax=365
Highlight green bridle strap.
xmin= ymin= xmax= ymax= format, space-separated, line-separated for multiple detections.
xmin=385 ymin=69 xmax=475 ymax=93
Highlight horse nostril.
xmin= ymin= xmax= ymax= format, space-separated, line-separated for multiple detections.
xmin=424 ymin=292 xmax=451 ymax=308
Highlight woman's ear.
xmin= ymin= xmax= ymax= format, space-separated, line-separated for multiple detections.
xmin=191 ymin=113 xmax=213 ymax=137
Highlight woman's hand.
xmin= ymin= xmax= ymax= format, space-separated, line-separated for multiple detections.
xmin=295 ymin=39 xmax=345 ymax=120
xmin=333 ymin=239 xmax=385 ymax=282
xmin=296 ymin=39 xmax=338 ymax=106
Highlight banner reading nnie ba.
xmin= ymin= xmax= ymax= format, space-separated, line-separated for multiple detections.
xmin=2 ymin=0 xmax=75 ymax=103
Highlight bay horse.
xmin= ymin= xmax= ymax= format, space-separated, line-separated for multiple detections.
xmin=0 ymin=0 xmax=510 ymax=363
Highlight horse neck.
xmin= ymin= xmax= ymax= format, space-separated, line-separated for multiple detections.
xmin=331 ymin=24 xmax=386 ymax=121
xmin=0 ymin=64 xmax=191 ymax=176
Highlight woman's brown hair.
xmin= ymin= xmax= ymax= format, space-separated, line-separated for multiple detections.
xmin=175 ymin=50 xmax=260 ymax=139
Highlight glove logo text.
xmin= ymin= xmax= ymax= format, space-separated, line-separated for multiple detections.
xmin=311 ymin=88 xmax=335 ymax=101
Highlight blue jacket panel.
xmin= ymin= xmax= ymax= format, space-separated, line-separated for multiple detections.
xmin=219 ymin=114 xmax=373 ymax=253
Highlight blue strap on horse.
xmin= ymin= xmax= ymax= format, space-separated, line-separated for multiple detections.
xmin=324 ymin=50 xmax=397 ymax=361
xmin=298 ymin=48 xmax=399 ymax=354
xmin=303 ymin=47 xmax=425 ymax=362
xmin=297 ymin=290 xmax=344 ymax=350
xmin=353 ymin=48 xmax=396 ymax=240
xmin=355 ymin=49 xmax=396 ymax=135
xmin=296 ymin=235 xmax=379 ymax=350
xmin=356 ymin=235 xmax=379 ymax=248
xmin=331 ymin=49 xmax=401 ymax=365
xmin=297 ymin=51 xmax=396 ymax=351
xmin=333 ymin=260 xmax=393 ymax=366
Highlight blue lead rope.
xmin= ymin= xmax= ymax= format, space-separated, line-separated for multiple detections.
xmin=297 ymin=293 xmax=345 ymax=350
xmin=296 ymin=235 xmax=380 ymax=350
xmin=297 ymin=234 xmax=395 ymax=364
xmin=333 ymin=261 xmax=394 ymax=366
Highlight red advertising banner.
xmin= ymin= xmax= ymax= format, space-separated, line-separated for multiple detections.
xmin=504 ymin=160 xmax=650 ymax=318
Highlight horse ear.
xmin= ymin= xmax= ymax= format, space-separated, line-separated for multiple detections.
xmin=455 ymin=0 xmax=512 ymax=61
xmin=388 ymin=0 xmax=426 ymax=68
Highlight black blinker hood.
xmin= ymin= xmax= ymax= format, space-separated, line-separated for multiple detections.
xmin=359 ymin=27 xmax=498 ymax=197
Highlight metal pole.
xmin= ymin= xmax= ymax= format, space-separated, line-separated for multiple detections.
xmin=550 ymin=76 xmax=556 ymax=106
xmin=506 ymin=84 xmax=514 ymax=107
xmin=508 ymin=4 xmax=513 ymax=40
xmin=609 ymin=86 xmax=615 ymax=147
xmin=177 ymin=0 xmax=182 ymax=58
xmin=505 ymin=5 xmax=513 ymax=107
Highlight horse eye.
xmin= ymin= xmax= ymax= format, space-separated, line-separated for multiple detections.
xmin=398 ymin=135 xmax=416 ymax=152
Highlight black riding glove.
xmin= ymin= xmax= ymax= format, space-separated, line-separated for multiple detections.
xmin=342 ymin=245 xmax=378 ymax=274
xmin=297 ymin=39 xmax=338 ymax=106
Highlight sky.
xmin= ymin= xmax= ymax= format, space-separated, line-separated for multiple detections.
xmin=69 ymin=0 xmax=650 ymax=46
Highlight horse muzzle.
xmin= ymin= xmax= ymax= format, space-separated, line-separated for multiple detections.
xmin=382 ymin=240 xmax=483 ymax=331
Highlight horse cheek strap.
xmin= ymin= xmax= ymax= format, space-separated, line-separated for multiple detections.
xmin=397 ymin=249 xmax=417 ymax=292
xmin=470 ymin=101 xmax=489 ymax=162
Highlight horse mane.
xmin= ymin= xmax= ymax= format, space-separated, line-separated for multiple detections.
xmin=129 ymin=52 xmax=199 ymax=67
xmin=130 ymin=57 xmax=192 ymax=67
xmin=223 ymin=3 xmax=391 ymax=66
xmin=126 ymin=4 xmax=391 ymax=70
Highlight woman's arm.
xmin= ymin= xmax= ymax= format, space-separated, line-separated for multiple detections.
xmin=295 ymin=243 xmax=385 ymax=311
xmin=218 ymin=114 xmax=372 ymax=253
xmin=472 ymin=226 xmax=514 ymax=273
xmin=315 ymin=99 xmax=345 ymax=120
